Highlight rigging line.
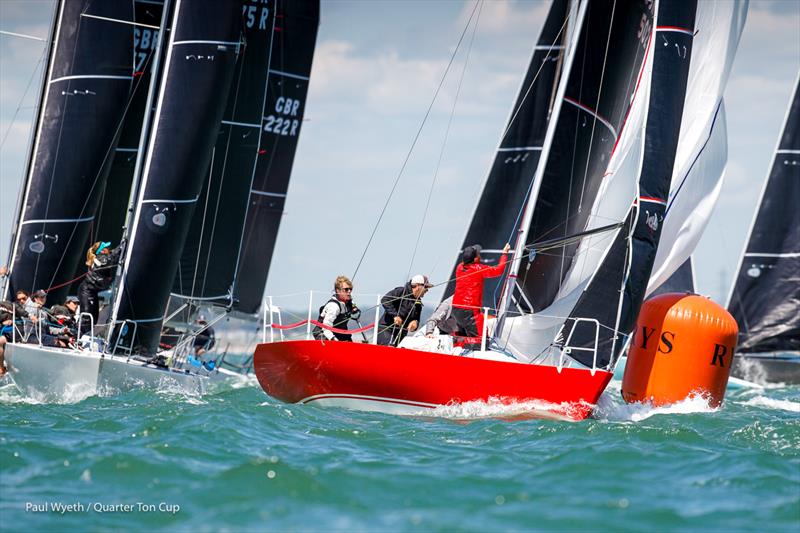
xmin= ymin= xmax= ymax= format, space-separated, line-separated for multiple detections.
xmin=0 ymin=46 xmax=48 ymax=150
xmin=45 ymin=48 xmax=157 ymax=291
xmin=497 ymin=10 xmax=571 ymax=146
xmin=350 ymin=0 xmax=481 ymax=283
xmin=0 ymin=30 xmax=47 ymax=41
xmin=577 ymin=0 xmax=617 ymax=211
xmin=406 ymin=0 xmax=483 ymax=281
xmin=188 ymin=146 xmax=217 ymax=303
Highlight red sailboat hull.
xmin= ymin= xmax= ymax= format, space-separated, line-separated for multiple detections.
xmin=253 ymin=340 xmax=613 ymax=421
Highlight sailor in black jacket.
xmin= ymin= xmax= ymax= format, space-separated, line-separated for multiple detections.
xmin=377 ymin=275 xmax=433 ymax=346
xmin=77 ymin=241 xmax=123 ymax=323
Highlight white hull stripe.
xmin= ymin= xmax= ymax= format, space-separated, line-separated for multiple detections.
xmin=656 ymin=26 xmax=695 ymax=36
xmin=173 ymin=40 xmax=239 ymax=47
xmin=116 ymin=147 xmax=138 ymax=152
xmin=268 ymin=69 xmax=309 ymax=81
xmin=535 ymin=45 xmax=565 ymax=50
xmin=300 ymin=393 xmax=439 ymax=409
xmin=744 ymin=252 xmax=800 ymax=258
xmin=497 ymin=146 xmax=542 ymax=152
xmin=222 ymin=119 xmax=261 ymax=128
xmin=142 ymin=196 xmax=199 ymax=204
xmin=21 ymin=215 xmax=94 ymax=225
xmin=777 ymin=149 xmax=800 ymax=154
xmin=50 ymin=74 xmax=132 ymax=84
xmin=563 ymin=96 xmax=618 ymax=139
xmin=250 ymin=190 xmax=286 ymax=198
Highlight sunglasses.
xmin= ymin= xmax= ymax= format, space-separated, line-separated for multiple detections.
xmin=338 ymin=287 xmax=353 ymax=292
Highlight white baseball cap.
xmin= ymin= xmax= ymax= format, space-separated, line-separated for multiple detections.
xmin=410 ymin=274 xmax=433 ymax=288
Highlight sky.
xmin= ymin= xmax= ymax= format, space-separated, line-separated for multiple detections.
xmin=1 ymin=0 xmax=798 ymax=315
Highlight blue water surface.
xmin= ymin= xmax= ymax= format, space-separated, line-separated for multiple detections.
xmin=1 ymin=375 xmax=798 ymax=532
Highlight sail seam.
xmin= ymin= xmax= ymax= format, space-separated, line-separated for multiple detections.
xmin=221 ymin=119 xmax=260 ymax=128
xmin=141 ymin=196 xmax=199 ymax=204
xmin=744 ymin=252 xmax=799 ymax=258
xmin=250 ymin=189 xmax=286 ymax=198
xmin=497 ymin=146 xmax=542 ymax=152
xmin=173 ymin=40 xmax=239 ymax=46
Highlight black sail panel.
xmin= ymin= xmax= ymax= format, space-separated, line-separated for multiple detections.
xmin=650 ymin=256 xmax=694 ymax=296
xmin=234 ymin=0 xmax=320 ymax=314
xmin=93 ymin=0 xmax=166 ymax=248
xmin=174 ymin=0 xmax=280 ymax=305
xmin=563 ymin=1 xmax=698 ymax=369
xmin=7 ymin=0 xmax=133 ymax=303
xmin=728 ymin=75 xmax=800 ymax=354
xmin=443 ymin=0 xmax=569 ymax=310
xmin=519 ymin=1 xmax=653 ymax=313
xmin=113 ymin=0 xmax=243 ymax=354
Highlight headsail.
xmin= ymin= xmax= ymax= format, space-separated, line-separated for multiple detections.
xmin=647 ymin=1 xmax=748 ymax=293
xmin=233 ymin=0 xmax=321 ymax=314
xmin=443 ymin=0 xmax=569 ymax=310
xmin=5 ymin=0 xmax=133 ymax=303
xmin=109 ymin=0 xmax=243 ymax=354
xmin=727 ymin=73 xmax=800 ymax=354
xmin=172 ymin=0 xmax=320 ymax=314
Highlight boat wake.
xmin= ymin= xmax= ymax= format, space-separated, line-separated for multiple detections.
xmin=594 ymin=383 xmax=718 ymax=422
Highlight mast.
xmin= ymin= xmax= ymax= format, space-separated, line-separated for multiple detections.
xmin=727 ymin=72 xmax=800 ymax=354
xmin=5 ymin=0 xmax=134 ymax=304
xmin=108 ymin=0 xmax=243 ymax=354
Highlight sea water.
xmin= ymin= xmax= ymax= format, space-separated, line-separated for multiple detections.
xmin=1 ymin=374 xmax=798 ymax=532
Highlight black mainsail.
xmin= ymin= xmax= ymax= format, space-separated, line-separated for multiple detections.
xmin=727 ymin=74 xmax=800 ymax=360
xmin=108 ymin=0 xmax=243 ymax=354
xmin=5 ymin=0 xmax=133 ymax=304
xmin=233 ymin=0 xmax=320 ymax=314
xmin=444 ymin=0 xmax=568 ymax=310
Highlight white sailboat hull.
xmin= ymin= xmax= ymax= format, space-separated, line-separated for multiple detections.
xmin=5 ymin=343 xmax=239 ymax=401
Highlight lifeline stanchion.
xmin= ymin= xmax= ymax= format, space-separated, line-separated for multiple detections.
xmin=261 ymin=295 xmax=267 ymax=344
xmin=481 ymin=307 xmax=489 ymax=352
xmin=268 ymin=296 xmax=275 ymax=344
xmin=306 ymin=291 xmax=313 ymax=340
xmin=372 ymin=294 xmax=380 ymax=344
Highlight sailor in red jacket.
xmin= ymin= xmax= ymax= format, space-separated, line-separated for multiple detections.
xmin=452 ymin=242 xmax=511 ymax=338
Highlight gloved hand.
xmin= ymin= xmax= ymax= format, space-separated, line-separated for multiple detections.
xmin=351 ymin=305 xmax=361 ymax=321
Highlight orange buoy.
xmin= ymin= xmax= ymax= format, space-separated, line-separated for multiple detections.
xmin=622 ymin=293 xmax=738 ymax=407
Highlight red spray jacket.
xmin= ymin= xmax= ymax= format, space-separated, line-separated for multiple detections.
xmin=452 ymin=253 xmax=508 ymax=310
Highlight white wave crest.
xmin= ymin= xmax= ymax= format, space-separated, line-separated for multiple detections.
xmin=740 ymin=396 xmax=800 ymax=413
xmin=595 ymin=386 xmax=718 ymax=422
xmin=420 ymin=398 xmax=589 ymax=422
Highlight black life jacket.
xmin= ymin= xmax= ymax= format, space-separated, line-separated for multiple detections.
xmin=313 ymin=298 xmax=355 ymax=341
